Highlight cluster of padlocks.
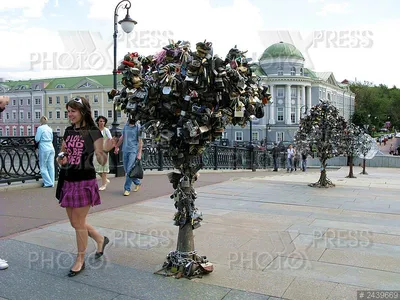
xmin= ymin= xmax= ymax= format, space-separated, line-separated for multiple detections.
xmin=109 ymin=40 xmax=271 ymax=170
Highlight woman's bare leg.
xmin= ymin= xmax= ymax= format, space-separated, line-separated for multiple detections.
xmin=86 ymin=223 xmax=104 ymax=252
xmin=70 ymin=205 xmax=90 ymax=272
xmin=101 ymin=172 xmax=107 ymax=186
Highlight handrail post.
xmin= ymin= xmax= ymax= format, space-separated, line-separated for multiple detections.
xmin=233 ymin=146 xmax=237 ymax=170
xmin=157 ymin=144 xmax=163 ymax=171
xmin=214 ymin=145 xmax=218 ymax=170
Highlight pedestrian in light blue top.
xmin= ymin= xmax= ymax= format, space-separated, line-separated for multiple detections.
xmin=35 ymin=116 xmax=55 ymax=187
xmin=114 ymin=118 xmax=143 ymax=196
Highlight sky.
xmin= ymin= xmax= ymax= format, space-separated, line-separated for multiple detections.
xmin=0 ymin=0 xmax=399 ymax=87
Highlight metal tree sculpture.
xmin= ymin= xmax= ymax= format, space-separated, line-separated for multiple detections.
xmin=343 ymin=123 xmax=363 ymax=178
xmin=295 ymin=101 xmax=347 ymax=187
xmin=109 ymin=41 xmax=270 ymax=277
xmin=357 ymin=133 xmax=375 ymax=175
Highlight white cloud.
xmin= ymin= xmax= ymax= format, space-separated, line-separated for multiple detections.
xmin=87 ymin=0 xmax=265 ymax=60
xmin=1 ymin=0 xmax=50 ymax=18
xmin=306 ymin=18 xmax=400 ymax=87
xmin=317 ymin=2 xmax=350 ymax=16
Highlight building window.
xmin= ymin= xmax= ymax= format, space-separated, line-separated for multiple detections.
xmin=85 ymin=95 xmax=89 ymax=101
xmin=64 ymin=96 xmax=68 ymax=103
xmin=277 ymin=107 xmax=284 ymax=121
xmin=20 ymin=111 xmax=24 ymax=120
xmin=5 ymin=112 xmax=9 ymax=120
xmin=13 ymin=127 xmax=17 ymax=136
xmin=300 ymin=68 xmax=303 ymax=76
xmin=0 ymin=128 xmax=2 ymax=136
xmin=49 ymin=111 xmax=53 ymax=119
xmin=107 ymin=110 xmax=112 ymax=118
xmin=27 ymin=127 xmax=32 ymax=135
xmin=12 ymin=111 xmax=16 ymax=119
xmin=35 ymin=111 xmax=41 ymax=119
xmin=20 ymin=99 xmax=23 ymax=106
xmin=94 ymin=110 xmax=99 ymax=119
xmin=12 ymin=99 xmax=16 ymax=106
xmin=277 ymin=132 xmax=284 ymax=142
xmin=251 ymin=131 xmax=259 ymax=141
xmin=277 ymin=88 xmax=284 ymax=98
xmin=235 ymin=131 xmax=243 ymax=141
xmin=64 ymin=111 xmax=68 ymax=119
xmin=27 ymin=99 xmax=31 ymax=105
xmin=277 ymin=69 xmax=283 ymax=76
xmin=6 ymin=127 xmax=10 ymax=135
xmin=35 ymin=98 xmax=40 ymax=105
xmin=55 ymin=84 xmax=65 ymax=88
xmin=291 ymin=107 xmax=296 ymax=124
xmin=27 ymin=112 xmax=31 ymax=119
xmin=56 ymin=96 xmax=60 ymax=104
xmin=94 ymin=95 xmax=99 ymax=103
xmin=117 ymin=111 xmax=122 ymax=118
xmin=56 ymin=111 xmax=61 ymax=119
xmin=290 ymin=67 xmax=296 ymax=76
xmin=19 ymin=126 xmax=24 ymax=136
xmin=291 ymin=88 xmax=297 ymax=97
xmin=49 ymin=96 xmax=53 ymax=104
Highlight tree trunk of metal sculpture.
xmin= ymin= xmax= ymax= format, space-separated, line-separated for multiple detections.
xmin=309 ymin=159 xmax=335 ymax=188
xmin=346 ymin=156 xmax=356 ymax=178
xmin=155 ymin=168 xmax=213 ymax=278
xmin=360 ymin=158 xmax=368 ymax=175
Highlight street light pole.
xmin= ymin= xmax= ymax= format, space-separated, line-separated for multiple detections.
xmin=110 ymin=0 xmax=137 ymax=176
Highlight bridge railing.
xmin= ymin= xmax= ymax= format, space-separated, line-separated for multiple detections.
xmin=0 ymin=136 xmax=280 ymax=185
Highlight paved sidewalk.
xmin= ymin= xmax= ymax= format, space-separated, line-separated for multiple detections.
xmin=1 ymin=167 xmax=400 ymax=299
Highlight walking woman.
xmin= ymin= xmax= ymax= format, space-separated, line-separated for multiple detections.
xmin=57 ymin=97 xmax=115 ymax=277
xmin=93 ymin=116 xmax=112 ymax=190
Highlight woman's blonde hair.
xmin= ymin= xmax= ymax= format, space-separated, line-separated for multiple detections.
xmin=40 ymin=116 xmax=48 ymax=125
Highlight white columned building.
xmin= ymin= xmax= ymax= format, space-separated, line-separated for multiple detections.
xmin=223 ymin=41 xmax=355 ymax=147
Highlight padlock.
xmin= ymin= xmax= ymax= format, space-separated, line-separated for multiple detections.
xmin=180 ymin=176 xmax=190 ymax=188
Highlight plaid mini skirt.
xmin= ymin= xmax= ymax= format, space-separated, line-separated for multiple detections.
xmin=59 ymin=178 xmax=101 ymax=208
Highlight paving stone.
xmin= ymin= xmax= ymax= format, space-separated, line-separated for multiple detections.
xmin=319 ymin=248 xmax=400 ymax=273
xmin=268 ymin=257 xmax=400 ymax=289
xmin=223 ymin=289 xmax=270 ymax=299
xmin=0 ymin=263 xmax=118 ymax=300
xmin=282 ymin=277 xmax=337 ymax=300
xmin=326 ymin=283 xmax=365 ymax=300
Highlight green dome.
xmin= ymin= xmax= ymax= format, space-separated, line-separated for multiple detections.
xmin=260 ymin=41 xmax=304 ymax=61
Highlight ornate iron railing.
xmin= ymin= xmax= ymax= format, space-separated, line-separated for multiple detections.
xmin=0 ymin=136 xmax=284 ymax=185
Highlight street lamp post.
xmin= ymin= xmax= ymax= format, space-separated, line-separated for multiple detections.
xmin=249 ymin=117 xmax=256 ymax=171
xmin=300 ymin=105 xmax=308 ymax=117
xmin=109 ymin=0 xmax=137 ymax=177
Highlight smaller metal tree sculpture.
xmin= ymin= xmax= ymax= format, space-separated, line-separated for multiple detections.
xmin=343 ymin=123 xmax=363 ymax=178
xmin=295 ymin=101 xmax=347 ymax=187
xmin=357 ymin=133 xmax=375 ymax=175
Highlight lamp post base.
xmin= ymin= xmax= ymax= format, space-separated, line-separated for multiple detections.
xmin=110 ymin=122 xmax=125 ymax=177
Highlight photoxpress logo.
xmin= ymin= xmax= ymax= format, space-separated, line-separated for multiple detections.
xmin=256 ymin=30 xmax=374 ymax=69
xmin=30 ymin=29 xmax=174 ymax=71
xmin=312 ymin=30 xmax=373 ymax=49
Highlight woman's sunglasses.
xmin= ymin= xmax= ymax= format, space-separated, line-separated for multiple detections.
xmin=73 ymin=97 xmax=83 ymax=105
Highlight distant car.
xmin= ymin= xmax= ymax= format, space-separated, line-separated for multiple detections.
xmin=265 ymin=141 xmax=274 ymax=150
xmin=396 ymin=132 xmax=400 ymax=138
xmin=380 ymin=128 xmax=389 ymax=132
xmin=277 ymin=141 xmax=293 ymax=152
